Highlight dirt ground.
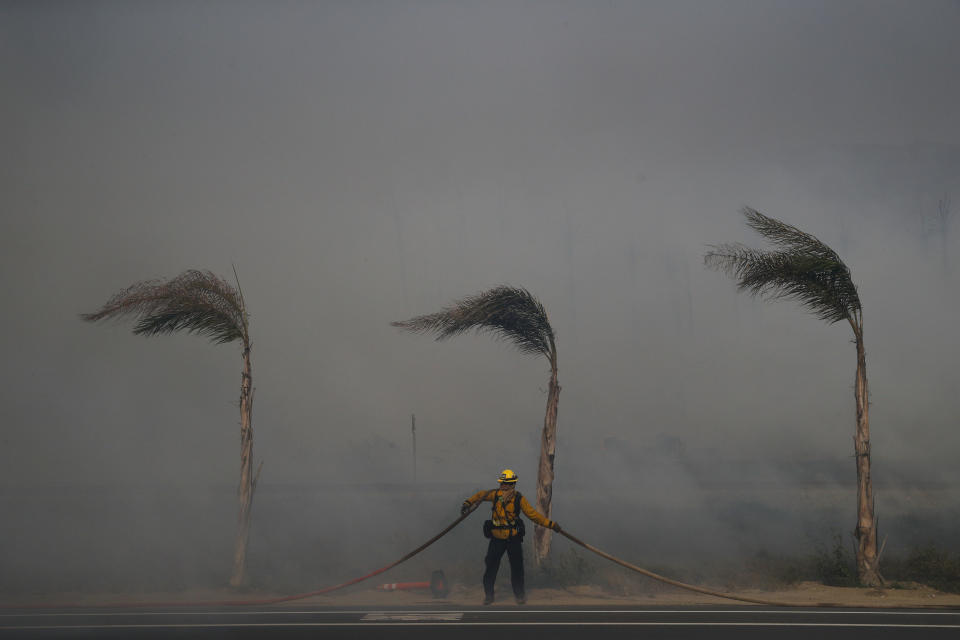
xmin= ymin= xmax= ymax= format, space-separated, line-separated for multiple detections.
xmin=318 ymin=581 xmax=960 ymax=608
xmin=4 ymin=581 xmax=959 ymax=609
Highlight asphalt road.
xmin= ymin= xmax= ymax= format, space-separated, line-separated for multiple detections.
xmin=2 ymin=605 xmax=959 ymax=639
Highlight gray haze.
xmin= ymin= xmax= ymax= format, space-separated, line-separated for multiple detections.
xmin=2 ymin=0 xmax=960 ymax=592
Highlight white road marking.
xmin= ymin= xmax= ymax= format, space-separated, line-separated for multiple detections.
xmin=361 ymin=613 xmax=463 ymax=621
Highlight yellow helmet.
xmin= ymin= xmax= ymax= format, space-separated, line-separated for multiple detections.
xmin=498 ymin=469 xmax=518 ymax=484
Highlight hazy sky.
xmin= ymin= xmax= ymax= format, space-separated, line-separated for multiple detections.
xmin=2 ymin=0 xmax=959 ymax=498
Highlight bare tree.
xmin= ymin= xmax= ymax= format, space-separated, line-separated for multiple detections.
xmin=705 ymin=207 xmax=882 ymax=586
xmin=392 ymin=286 xmax=560 ymax=564
xmin=82 ymin=269 xmax=260 ymax=587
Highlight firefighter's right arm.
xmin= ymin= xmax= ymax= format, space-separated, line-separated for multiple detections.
xmin=460 ymin=489 xmax=496 ymax=514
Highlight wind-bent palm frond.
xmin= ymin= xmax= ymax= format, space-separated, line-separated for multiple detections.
xmin=705 ymin=208 xmax=861 ymax=324
xmin=81 ymin=270 xmax=247 ymax=344
xmin=391 ymin=285 xmax=555 ymax=359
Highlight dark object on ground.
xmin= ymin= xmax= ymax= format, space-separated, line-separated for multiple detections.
xmin=430 ymin=570 xmax=449 ymax=598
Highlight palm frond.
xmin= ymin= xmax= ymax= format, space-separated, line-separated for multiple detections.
xmin=391 ymin=285 xmax=555 ymax=359
xmin=742 ymin=207 xmax=844 ymax=263
xmin=705 ymin=209 xmax=861 ymax=324
xmin=82 ymin=270 xmax=247 ymax=345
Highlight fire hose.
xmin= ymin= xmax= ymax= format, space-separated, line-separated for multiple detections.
xmin=557 ymin=527 xmax=814 ymax=607
xmin=0 ymin=507 xmax=471 ymax=610
xmin=2 ymin=504 xmax=952 ymax=609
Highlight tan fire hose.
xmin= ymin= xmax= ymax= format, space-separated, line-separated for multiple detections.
xmin=556 ymin=528 xmax=821 ymax=607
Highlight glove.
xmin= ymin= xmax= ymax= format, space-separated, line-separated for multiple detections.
xmin=551 ymin=521 xmax=562 ymax=532
xmin=460 ymin=502 xmax=471 ymax=516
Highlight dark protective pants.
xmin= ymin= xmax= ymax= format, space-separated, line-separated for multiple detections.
xmin=483 ymin=536 xmax=524 ymax=599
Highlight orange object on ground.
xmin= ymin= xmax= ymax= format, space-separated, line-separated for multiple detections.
xmin=376 ymin=571 xmax=449 ymax=598
xmin=376 ymin=582 xmax=430 ymax=591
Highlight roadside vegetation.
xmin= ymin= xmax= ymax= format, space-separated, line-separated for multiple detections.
xmin=520 ymin=538 xmax=960 ymax=596
xmin=723 ymin=540 xmax=960 ymax=594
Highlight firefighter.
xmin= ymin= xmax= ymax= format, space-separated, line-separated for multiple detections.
xmin=460 ymin=469 xmax=561 ymax=605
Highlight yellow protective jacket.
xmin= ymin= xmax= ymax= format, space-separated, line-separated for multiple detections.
xmin=463 ymin=488 xmax=555 ymax=540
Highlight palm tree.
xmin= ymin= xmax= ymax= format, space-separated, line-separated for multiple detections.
xmin=391 ymin=285 xmax=560 ymax=565
xmin=705 ymin=207 xmax=881 ymax=586
xmin=82 ymin=268 xmax=260 ymax=587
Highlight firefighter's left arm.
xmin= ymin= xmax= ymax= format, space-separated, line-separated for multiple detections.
xmin=519 ymin=495 xmax=559 ymax=530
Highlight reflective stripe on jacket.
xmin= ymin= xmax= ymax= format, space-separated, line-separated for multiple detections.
xmin=464 ymin=488 xmax=555 ymax=540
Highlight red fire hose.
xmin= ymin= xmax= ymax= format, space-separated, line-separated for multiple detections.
xmin=2 ymin=508 xmax=473 ymax=609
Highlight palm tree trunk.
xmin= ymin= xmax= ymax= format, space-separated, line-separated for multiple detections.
xmin=534 ymin=350 xmax=560 ymax=566
xmin=851 ymin=321 xmax=882 ymax=586
xmin=229 ymin=344 xmax=254 ymax=587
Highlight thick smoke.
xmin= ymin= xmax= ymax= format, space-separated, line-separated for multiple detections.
xmin=1 ymin=1 xmax=959 ymax=593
